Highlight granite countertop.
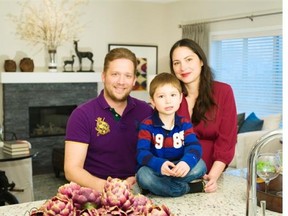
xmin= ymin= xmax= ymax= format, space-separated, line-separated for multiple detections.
xmin=0 ymin=173 xmax=282 ymax=216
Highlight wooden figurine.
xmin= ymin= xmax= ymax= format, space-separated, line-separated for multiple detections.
xmin=73 ymin=40 xmax=94 ymax=72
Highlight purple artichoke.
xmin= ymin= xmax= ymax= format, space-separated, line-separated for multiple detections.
xmin=101 ymin=177 xmax=134 ymax=211
xmin=129 ymin=194 xmax=153 ymax=215
xmin=57 ymin=182 xmax=101 ymax=210
xmin=80 ymin=206 xmax=128 ymax=216
xmin=79 ymin=208 xmax=100 ymax=216
xmin=57 ymin=182 xmax=82 ymax=200
xmin=30 ymin=179 xmax=174 ymax=216
xmin=72 ymin=186 xmax=101 ymax=209
xmin=147 ymin=204 xmax=173 ymax=216
xmin=29 ymin=208 xmax=44 ymax=216
xmin=38 ymin=196 xmax=76 ymax=216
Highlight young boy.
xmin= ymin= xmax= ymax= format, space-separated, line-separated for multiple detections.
xmin=136 ymin=72 xmax=207 ymax=197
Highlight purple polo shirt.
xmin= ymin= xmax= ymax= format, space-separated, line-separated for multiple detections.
xmin=65 ymin=90 xmax=153 ymax=180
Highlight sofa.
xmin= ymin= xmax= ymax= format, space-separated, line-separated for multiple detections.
xmin=229 ymin=113 xmax=282 ymax=169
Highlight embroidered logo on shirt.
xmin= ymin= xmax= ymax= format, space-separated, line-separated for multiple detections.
xmin=95 ymin=117 xmax=110 ymax=136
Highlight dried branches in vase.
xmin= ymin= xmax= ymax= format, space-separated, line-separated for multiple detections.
xmin=8 ymin=0 xmax=88 ymax=72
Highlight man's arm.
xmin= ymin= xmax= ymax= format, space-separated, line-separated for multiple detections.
xmin=64 ymin=141 xmax=106 ymax=192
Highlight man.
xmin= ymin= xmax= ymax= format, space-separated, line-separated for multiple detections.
xmin=64 ymin=48 xmax=153 ymax=192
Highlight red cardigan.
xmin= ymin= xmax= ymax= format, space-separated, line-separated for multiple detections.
xmin=177 ymin=81 xmax=237 ymax=172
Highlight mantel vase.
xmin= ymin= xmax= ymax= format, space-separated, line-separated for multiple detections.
xmin=48 ymin=49 xmax=57 ymax=72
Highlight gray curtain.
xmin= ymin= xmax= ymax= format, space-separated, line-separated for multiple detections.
xmin=182 ymin=23 xmax=209 ymax=58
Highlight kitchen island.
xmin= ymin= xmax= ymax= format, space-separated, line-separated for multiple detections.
xmin=0 ymin=173 xmax=282 ymax=215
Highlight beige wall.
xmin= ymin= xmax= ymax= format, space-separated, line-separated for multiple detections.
xmin=164 ymin=0 xmax=282 ymax=70
xmin=0 ymin=0 xmax=282 ymax=74
xmin=0 ymin=0 xmax=282 ymax=124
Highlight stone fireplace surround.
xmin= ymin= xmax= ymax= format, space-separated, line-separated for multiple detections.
xmin=1 ymin=72 xmax=101 ymax=175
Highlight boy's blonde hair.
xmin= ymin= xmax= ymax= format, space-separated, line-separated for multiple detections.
xmin=149 ymin=72 xmax=182 ymax=98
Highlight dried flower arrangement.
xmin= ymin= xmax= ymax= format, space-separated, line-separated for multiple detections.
xmin=8 ymin=0 xmax=87 ymax=50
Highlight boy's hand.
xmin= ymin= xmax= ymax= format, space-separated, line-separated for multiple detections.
xmin=161 ymin=161 xmax=176 ymax=176
xmin=172 ymin=161 xmax=190 ymax=177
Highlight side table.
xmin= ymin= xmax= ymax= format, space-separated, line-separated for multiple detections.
xmin=0 ymin=147 xmax=38 ymax=203
xmin=0 ymin=147 xmax=38 ymax=162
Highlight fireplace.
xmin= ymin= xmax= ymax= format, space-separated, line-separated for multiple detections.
xmin=2 ymin=82 xmax=98 ymax=175
xmin=29 ymin=105 xmax=77 ymax=138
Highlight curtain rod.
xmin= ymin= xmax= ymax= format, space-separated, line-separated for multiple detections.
xmin=178 ymin=11 xmax=282 ymax=28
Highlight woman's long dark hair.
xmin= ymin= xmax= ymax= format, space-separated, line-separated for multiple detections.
xmin=169 ymin=38 xmax=216 ymax=125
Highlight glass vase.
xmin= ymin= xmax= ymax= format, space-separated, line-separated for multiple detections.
xmin=48 ymin=49 xmax=57 ymax=72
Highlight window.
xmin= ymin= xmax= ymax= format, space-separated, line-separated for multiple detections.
xmin=210 ymin=30 xmax=282 ymax=118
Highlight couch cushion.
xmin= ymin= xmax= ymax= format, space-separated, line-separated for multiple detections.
xmin=262 ymin=113 xmax=282 ymax=131
xmin=238 ymin=112 xmax=264 ymax=133
xmin=237 ymin=113 xmax=245 ymax=133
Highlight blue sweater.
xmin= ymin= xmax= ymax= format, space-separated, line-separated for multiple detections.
xmin=136 ymin=111 xmax=203 ymax=174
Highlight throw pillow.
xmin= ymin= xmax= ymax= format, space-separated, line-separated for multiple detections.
xmin=237 ymin=113 xmax=245 ymax=133
xmin=238 ymin=112 xmax=264 ymax=133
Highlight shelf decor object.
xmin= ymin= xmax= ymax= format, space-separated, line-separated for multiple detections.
xmin=4 ymin=60 xmax=16 ymax=72
xmin=8 ymin=0 xmax=88 ymax=72
xmin=19 ymin=58 xmax=34 ymax=72
xmin=48 ymin=49 xmax=57 ymax=72
xmin=108 ymin=44 xmax=158 ymax=91
xmin=74 ymin=40 xmax=94 ymax=72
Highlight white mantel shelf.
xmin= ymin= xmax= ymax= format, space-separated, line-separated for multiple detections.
xmin=0 ymin=72 xmax=102 ymax=84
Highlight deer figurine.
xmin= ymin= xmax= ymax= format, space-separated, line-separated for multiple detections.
xmin=74 ymin=40 xmax=94 ymax=71
xmin=63 ymin=55 xmax=75 ymax=72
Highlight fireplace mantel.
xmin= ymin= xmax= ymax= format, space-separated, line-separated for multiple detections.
xmin=0 ymin=72 xmax=102 ymax=84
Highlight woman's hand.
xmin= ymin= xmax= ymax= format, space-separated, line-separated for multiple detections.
xmin=203 ymin=174 xmax=218 ymax=192
xmin=202 ymin=161 xmax=226 ymax=192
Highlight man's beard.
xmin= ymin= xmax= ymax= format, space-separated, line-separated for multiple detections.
xmin=104 ymin=87 xmax=130 ymax=102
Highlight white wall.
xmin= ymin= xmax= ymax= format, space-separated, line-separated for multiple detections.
xmin=164 ymin=0 xmax=282 ymax=69
xmin=0 ymin=0 xmax=167 ymax=72
xmin=0 ymin=0 xmax=283 ymax=130
xmin=0 ymin=0 xmax=282 ymax=74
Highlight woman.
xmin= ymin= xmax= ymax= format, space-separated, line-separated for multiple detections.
xmin=169 ymin=38 xmax=237 ymax=192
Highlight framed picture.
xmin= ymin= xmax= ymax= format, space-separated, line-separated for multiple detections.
xmin=108 ymin=44 xmax=158 ymax=91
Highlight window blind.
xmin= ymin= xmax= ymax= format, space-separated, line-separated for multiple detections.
xmin=210 ymin=34 xmax=282 ymax=118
